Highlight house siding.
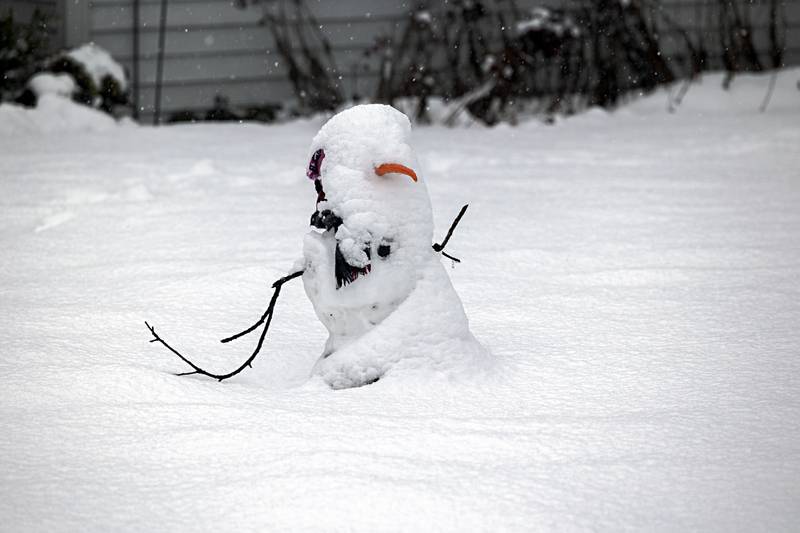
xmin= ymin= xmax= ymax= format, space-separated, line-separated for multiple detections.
xmin=6 ymin=0 xmax=800 ymax=121
xmin=92 ymin=0 xmax=800 ymax=123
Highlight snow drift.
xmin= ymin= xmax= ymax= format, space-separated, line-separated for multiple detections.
xmin=0 ymin=69 xmax=798 ymax=531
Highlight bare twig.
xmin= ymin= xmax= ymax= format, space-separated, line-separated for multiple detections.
xmin=433 ymin=204 xmax=469 ymax=263
xmin=146 ymin=269 xmax=304 ymax=382
xmin=220 ymin=270 xmax=305 ymax=343
xmin=444 ymin=80 xmax=496 ymax=127
xmin=441 ymin=251 xmax=461 ymax=263
xmin=760 ymin=70 xmax=779 ymax=113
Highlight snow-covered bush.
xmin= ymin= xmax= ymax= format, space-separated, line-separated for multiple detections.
xmin=18 ymin=43 xmax=129 ymax=115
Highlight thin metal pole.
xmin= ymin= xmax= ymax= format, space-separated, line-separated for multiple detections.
xmin=132 ymin=0 xmax=140 ymax=120
xmin=153 ymin=0 xmax=169 ymax=125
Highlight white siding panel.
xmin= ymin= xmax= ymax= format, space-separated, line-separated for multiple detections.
xmin=122 ymin=50 xmax=382 ymax=90
xmin=91 ymin=1 xmax=259 ymax=31
xmin=91 ymin=0 xmax=412 ymax=30
xmin=136 ymin=77 xmax=294 ymax=114
xmin=127 ymin=52 xmax=276 ymax=84
xmin=93 ymin=25 xmax=275 ymax=57
xmin=91 ymin=0 xmax=409 ymax=20
xmin=93 ymin=18 xmax=399 ymax=58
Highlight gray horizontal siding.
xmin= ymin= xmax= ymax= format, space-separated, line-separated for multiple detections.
xmin=94 ymin=19 xmax=400 ymax=57
xmin=90 ymin=0 xmax=412 ymax=120
xmin=76 ymin=0 xmax=800 ymax=122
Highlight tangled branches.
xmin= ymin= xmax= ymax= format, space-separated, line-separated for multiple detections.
xmin=145 ymin=270 xmax=303 ymax=382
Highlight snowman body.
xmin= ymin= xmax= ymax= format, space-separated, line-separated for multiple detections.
xmin=301 ymin=105 xmax=486 ymax=388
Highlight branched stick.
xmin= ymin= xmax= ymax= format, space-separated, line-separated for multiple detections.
xmin=145 ymin=269 xmax=304 ymax=382
xmin=220 ymin=270 xmax=304 ymax=343
xmin=432 ymin=204 xmax=469 ymax=263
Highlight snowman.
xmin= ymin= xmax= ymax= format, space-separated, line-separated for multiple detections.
xmin=300 ymin=104 xmax=486 ymax=388
xmin=147 ymin=104 xmax=486 ymax=388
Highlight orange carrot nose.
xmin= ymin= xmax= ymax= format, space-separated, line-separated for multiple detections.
xmin=375 ymin=163 xmax=418 ymax=182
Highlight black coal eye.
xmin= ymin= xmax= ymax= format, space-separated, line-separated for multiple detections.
xmin=306 ymin=149 xmax=325 ymax=180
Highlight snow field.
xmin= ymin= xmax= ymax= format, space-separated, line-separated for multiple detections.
xmin=1 ymin=70 xmax=799 ymax=531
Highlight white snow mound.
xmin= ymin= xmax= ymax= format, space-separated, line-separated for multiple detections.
xmin=66 ymin=43 xmax=127 ymax=90
xmin=0 ymin=94 xmax=117 ymax=136
xmin=28 ymin=72 xmax=76 ymax=99
xmin=625 ymin=69 xmax=800 ymax=114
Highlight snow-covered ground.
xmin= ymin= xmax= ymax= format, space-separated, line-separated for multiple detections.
xmin=1 ymin=71 xmax=799 ymax=531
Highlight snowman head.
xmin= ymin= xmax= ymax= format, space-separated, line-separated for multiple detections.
xmin=306 ymin=105 xmax=434 ymax=290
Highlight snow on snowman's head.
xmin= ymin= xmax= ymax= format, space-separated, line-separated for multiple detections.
xmin=306 ymin=104 xmax=434 ymax=289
